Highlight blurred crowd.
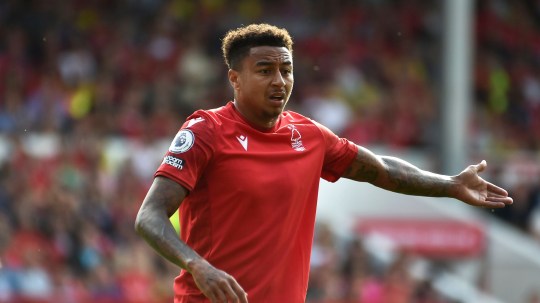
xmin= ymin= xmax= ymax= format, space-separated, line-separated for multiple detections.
xmin=307 ymin=222 xmax=454 ymax=303
xmin=1 ymin=0 xmax=540 ymax=302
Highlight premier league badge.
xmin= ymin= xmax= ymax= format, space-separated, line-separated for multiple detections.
xmin=169 ymin=129 xmax=195 ymax=153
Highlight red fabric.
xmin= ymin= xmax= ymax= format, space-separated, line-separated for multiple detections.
xmin=155 ymin=102 xmax=358 ymax=303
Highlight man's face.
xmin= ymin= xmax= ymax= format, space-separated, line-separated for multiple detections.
xmin=229 ymin=46 xmax=294 ymax=128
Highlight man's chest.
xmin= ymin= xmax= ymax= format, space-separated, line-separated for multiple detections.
xmin=206 ymin=123 xmax=325 ymax=187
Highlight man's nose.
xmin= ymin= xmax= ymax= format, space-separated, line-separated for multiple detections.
xmin=271 ymin=70 xmax=286 ymax=86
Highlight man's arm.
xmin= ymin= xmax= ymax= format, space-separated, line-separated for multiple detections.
xmin=342 ymin=146 xmax=513 ymax=208
xmin=135 ymin=176 xmax=248 ymax=303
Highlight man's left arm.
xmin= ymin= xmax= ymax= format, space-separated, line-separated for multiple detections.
xmin=342 ymin=145 xmax=513 ymax=208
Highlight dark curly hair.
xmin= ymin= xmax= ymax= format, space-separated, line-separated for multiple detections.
xmin=221 ymin=23 xmax=293 ymax=70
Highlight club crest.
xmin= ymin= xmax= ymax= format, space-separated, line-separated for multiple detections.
xmin=287 ymin=125 xmax=306 ymax=152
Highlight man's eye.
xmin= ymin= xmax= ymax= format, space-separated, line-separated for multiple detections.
xmin=282 ymin=69 xmax=292 ymax=75
xmin=259 ymin=69 xmax=271 ymax=74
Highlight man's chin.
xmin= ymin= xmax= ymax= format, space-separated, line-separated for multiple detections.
xmin=268 ymin=105 xmax=286 ymax=116
xmin=262 ymin=109 xmax=284 ymax=123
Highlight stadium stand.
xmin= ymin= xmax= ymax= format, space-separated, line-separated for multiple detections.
xmin=0 ymin=0 xmax=539 ymax=302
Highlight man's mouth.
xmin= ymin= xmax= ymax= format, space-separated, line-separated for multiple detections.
xmin=269 ymin=92 xmax=286 ymax=102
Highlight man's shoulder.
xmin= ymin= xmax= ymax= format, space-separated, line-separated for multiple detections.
xmin=185 ymin=104 xmax=232 ymax=128
xmin=282 ymin=110 xmax=319 ymax=127
xmin=281 ymin=110 xmax=340 ymax=140
xmin=283 ymin=110 xmax=311 ymax=122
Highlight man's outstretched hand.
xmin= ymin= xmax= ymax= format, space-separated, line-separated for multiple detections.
xmin=452 ymin=160 xmax=513 ymax=208
xmin=188 ymin=259 xmax=248 ymax=303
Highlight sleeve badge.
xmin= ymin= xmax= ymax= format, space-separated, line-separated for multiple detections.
xmin=169 ymin=129 xmax=195 ymax=153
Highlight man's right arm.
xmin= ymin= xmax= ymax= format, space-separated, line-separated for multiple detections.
xmin=135 ymin=176 xmax=197 ymax=269
xmin=134 ymin=176 xmax=248 ymax=303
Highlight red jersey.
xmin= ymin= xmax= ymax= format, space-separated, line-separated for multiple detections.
xmin=155 ymin=102 xmax=357 ymax=303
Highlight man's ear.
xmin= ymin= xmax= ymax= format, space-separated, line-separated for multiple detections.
xmin=228 ymin=69 xmax=240 ymax=90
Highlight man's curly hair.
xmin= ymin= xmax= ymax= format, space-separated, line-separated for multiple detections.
xmin=221 ymin=23 xmax=293 ymax=70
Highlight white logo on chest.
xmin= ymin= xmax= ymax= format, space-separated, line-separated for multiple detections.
xmin=288 ymin=125 xmax=306 ymax=151
xmin=236 ymin=135 xmax=248 ymax=151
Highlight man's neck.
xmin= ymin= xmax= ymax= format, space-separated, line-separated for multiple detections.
xmin=232 ymin=100 xmax=280 ymax=130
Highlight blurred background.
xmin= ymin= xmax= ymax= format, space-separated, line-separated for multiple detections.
xmin=0 ymin=0 xmax=539 ymax=302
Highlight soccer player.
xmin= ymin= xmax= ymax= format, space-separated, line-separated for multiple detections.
xmin=134 ymin=24 xmax=513 ymax=303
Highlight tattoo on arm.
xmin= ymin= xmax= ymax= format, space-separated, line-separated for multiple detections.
xmin=343 ymin=147 xmax=455 ymax=197
xmin=382 ymin=157 xmax=452 ymax=197
xmin=135 ymin=177 xmax=203 ymax=271
xmin=343 ymin=151 xmax=380 ymax=183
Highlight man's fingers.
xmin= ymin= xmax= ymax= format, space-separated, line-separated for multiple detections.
xmin=210 ymin=286 xmax=227 ymax=303
xmin=219 ymin=279 xmax=241 ymax=303
xmin=205 ymin=275 xmax=246 ymax=303
xmin=487 ymin=191 xmax=508 ymax=198
xmin=487 ymin=182 xmax=509 ymax=196
xmin=482 ymin=201 xmax=507 ymax=208
xmin=487 ymin=192 xmax=512 ymax=202
xmin=202 ymin=278 xmax=234 ymax=303
xmin=190 ymin=261 xmax=246 ymax=303
xmin=204 ymin=290 xmax=219 ymax=303
xmin=229 ymin=278 xmax=248 ymax=303
xmin=486 ymin=196 xmax=513 ymax=205
xmin=474 ymin=160 xmax=487 ymax=173
xmin=221 ymin=276 xmax=248 ymax=303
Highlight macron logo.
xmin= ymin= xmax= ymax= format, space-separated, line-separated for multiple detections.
xmin=236 ymin=135 xmax=248 ymax=151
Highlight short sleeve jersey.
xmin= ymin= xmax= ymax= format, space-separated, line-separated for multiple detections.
xmin=155 ymin=102 xmax=358 ymax=303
